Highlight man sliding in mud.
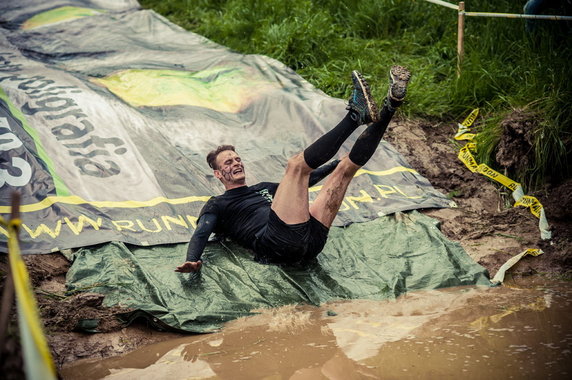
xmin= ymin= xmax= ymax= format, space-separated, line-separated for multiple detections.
xmin=175 ymin=66 xmax=411 ymax=273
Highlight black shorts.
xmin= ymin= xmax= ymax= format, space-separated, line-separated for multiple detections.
xmin=253 ymin=209 xmax=329 ymax=265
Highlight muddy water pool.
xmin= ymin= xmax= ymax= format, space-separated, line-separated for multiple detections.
xmin=62 ymin=277 xmax=572 ymax=379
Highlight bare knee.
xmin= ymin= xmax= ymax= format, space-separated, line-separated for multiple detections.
xmin=285 ymin=153 xmax=313 ymax=176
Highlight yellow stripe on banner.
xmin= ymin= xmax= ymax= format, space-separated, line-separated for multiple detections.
xmin=354 ymin=166 xmax=419 ymax=177
xmin=0 ymin=194 xmax=212 ymax=214
xmin=309 ymin=166 xmax=419 ymax=192
xmin=0 ymin=166 xmax=418 ymax=214
xmin=0 ymin=217 xmax=57 ymax=378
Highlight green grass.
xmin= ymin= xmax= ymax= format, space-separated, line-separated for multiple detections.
xmin=140 ymin=0 xmax=571 ymax=190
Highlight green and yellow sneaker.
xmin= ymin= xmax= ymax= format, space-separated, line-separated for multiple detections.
xmin=347 ymin=70 xmax=379 ymax=124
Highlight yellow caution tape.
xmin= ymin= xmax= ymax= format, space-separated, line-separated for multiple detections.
xmin=454 ymin=109 xmax=551 ymax=240
xmin=461 ymin=108 xmax=480 ymax=128
xmin=491 ymin=249 xmax=544 ymax=284
xmin=454 ymin=108 xmax=479 ymax=140
xmin=458 ymin=145 xmax=479 ymax=172
xmin=0 ymin=216 xmax=57 ymax=379
xmin=514 ymin=195 xmax=544 ymax=218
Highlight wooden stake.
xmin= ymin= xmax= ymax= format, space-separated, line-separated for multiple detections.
xmin=0 ymin=193 xmax=21 ymax=358
xmin=457 ymin=1 xmax=465 ymax=77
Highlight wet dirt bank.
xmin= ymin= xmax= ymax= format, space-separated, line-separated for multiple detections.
xmin=385 ymin=117 xmax=571 ymax=278
xmin=61 ymin=277 xmax=572 ymax=379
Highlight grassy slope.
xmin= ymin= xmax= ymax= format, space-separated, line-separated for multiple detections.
xmin=140 ymin=0 xmax=571 ymax=189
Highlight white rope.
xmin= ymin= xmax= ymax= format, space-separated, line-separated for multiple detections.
xmin=424 ymin=0 xmax=458 ymax=10
xmin=423 ymin=0 xmax=572 ymax=21
xmin=464 ymin=12 xmax=572 ymax=20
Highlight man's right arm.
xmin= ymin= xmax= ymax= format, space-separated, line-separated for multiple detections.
xmin=175 ymin=212 xmax=217 ymax=273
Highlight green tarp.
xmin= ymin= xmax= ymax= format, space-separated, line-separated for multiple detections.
xmin=66 ymin=212 xmax=490 ymax=333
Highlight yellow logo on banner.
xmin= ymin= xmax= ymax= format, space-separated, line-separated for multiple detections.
xmin=22 ymin=6 xmax=103 ymax=30
xmin=91 ymin=67 xmax=279 ymax=113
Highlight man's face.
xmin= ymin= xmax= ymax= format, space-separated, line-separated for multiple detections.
xmin=214 ymin=150 xmax=246 ymax=186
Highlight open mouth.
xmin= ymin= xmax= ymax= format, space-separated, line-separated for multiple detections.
xmin=233 ymin=168 xmax=243 ymax=175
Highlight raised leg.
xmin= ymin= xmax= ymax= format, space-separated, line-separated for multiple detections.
xmin=272 ymin=71 xmax=379 ymax=224
xmin=303 ymin=71 xmax=377 ymax=169
xmin=310 ymin=104 xmax=397 ymax=228
xmin=311 ymin=66 xmax=411 ymax=227
xmin=271 ymin=153 xmax=313 ymax=224
xmin=310 ymin=156 xmax=361 ymax=227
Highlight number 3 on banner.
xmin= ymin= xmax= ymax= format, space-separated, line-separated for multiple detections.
xmin=0 ymin=117 xmax=32 ymax=188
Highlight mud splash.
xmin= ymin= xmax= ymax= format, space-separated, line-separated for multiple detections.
xmin=62 ymin=277 xmax=572 ymax=379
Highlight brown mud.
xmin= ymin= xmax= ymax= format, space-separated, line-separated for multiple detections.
xmin=1 ymin=115 xmax=571 ymax=376
xmin=495 ymin=109 xmax=537 ymax=176
xmin=62 ymin=278 xmax=572 ymax=379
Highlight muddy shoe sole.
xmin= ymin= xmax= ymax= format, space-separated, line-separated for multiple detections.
xmin=388 ymin=65 xmax=411 ymax=103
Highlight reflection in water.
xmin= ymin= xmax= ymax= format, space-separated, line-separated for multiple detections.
xmin=62 ymin=278 xmax=572 ymax=379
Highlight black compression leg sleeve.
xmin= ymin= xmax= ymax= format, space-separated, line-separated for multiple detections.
xmin=348 ymin=104 xmax=395 ymax=166
xmin=303 ymin=111 xmax=360 ymax=169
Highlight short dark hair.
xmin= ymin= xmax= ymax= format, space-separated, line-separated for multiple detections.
xmin=206 ymin=145 xmax=236 ymax=170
